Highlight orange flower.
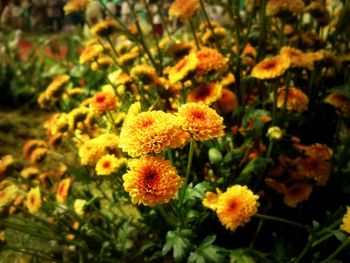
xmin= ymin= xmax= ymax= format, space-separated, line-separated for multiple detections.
xmin=266 ymin=0 xmax=305 ymax=18
xmin=79 ymin=44 xmax=104 ymax=65
xmin=122 ymin=156 xmax=183 ymax=206
xmin=341 ymin=206 xmax=350 ymax=234
xmin=294 ymin=157 xmax=331 ymax=186
xmin=168 ymin=52 xmax=198 ymax=84
xmin=251 ymin=55 xmax=290 ymax=80
xmin=91 ymin=55 xmax=114 ymax=71
xmin=187 ymin=82 xmax=222 ymax=105
xmin=169 ymin=0 xmax=199 ymax=22
xmin=26 ymin=187 xmax=42 ymax=214
xmin=195 ymin=47 xmax=227 ymax=76
xmin=95 ymin=154 xmax=127 ymax=176
xmin=43 ymin=74 xmax=70 ymax=100
xmin=325 ymin=92 xmax=350 ymax=118
xmin=119 ymin=110 xmax=183 ymax=157
xmin=280 ymin=46 xmax=315 ymax=70
xmin=178 ymin=103 xmax=225 ymax=141
xmin=217 ymin=88 xmax=238 ymax=112
xmin=131 ymin=65 xmax=160 ymax=85
xmin=0 ymin=155 xmax=14 ymax=178
xmin=293 ymin=143 xmax=333 ymax=161
xmin=90 ymin=18 xmax=119 ymax=37
xmin=283 ymin=183 xmax=313 ymax=208
xmin=91 ymin=90 xmax=117 ymax=114
xmin=271 ymin=87 xmax=309 ymax=113
xmin=216 ymin=185 xmax=259 ymax=231
xmin=56 ymin=178 xmax=71 ymax=204
xmin=22 ymin=140 xmax=48 ymax=161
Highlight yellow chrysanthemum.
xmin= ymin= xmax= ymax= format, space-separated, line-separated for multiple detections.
xmin=325 ymin=92 xmax=350 ymax=118
xmin=91 ymin=90 xmax=117 ymax=114
xmin=22 ymin=140 xmax=48 ymax=161
xmin=29 ymin=148 xmax=48 ymax=164
xmin=0 ymin=184 xmax=19 ymax=208
xmin=168 ymin=52 xmax=198 ymax=84
xmin=178 ymin=103 xmax=225 ymax=141
xmin=169 ymin=0 xmax=200 ymax=22
xmin=216 ymin=185 xmax=259 ymax=231
xmin=280 ymin=46 xmax=315 ymax=70
xmin=341 ymin=206 xmax=350 ymax=234
xmin=26 ymin=187 xmax=42 ymax=214
xmin=119 ymin=110 xmax=183 ymax=157
xmin=130 ymin=65 xmax=160 ymax=85
xmin=44 ymin=74 xmax=70 ymax=100
xmin=202 ymin=188 xmax=222 ymax=211
xmin=118 ymin=52 xmax=139 ymax=67
xmin=251 ymin=55 xmax=291 ymax=80
xmin=270 ymin=87 xmax=309 ymax=113
xmin=79 ymin=44 xmax=104 ymax=65
xmin=166 ymin=41 xmax=194 ymax=58
xmin=187 ymin=82 xmax=222 ymax=105
xmin=123 ymin=155 xmax=183 ymax=206
xmin=266 ymin=0 xmax=305 ymax=18
xmin=95 ymin=154 xmax=119 ymax=176
xmin=195 ymin=47 xmax=227 ymax=76
xmin=90 ymin=18 xmax=119 ymax=37
xmin=91 ymin=55 xmax=114 ymax=71
xmin=64 ymin=0 xmax=90 ymax=15
xmin=0 ymin=155 xmax=14 ymax=178
xmin=67 ymin=106 xmax=90 ymax=131
xmin=20 ymin=167 xmax=40 ymax=179
xmin=56 ymin=178 xmax=71 ymax=204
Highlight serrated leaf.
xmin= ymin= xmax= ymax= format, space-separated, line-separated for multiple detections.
xmin=230 ymin=249 xmax=256 ymax=263
xmin=162 ymin=229 xmax=193 ymax=262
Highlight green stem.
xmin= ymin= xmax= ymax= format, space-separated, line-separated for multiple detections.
xmin=249 ymin=218 xmax=264 ymax=248
xmin=257 ymin=0 xmax=267 ymax=61
xmin=312 ymin=232 xmax=336 ymax=248
xmin=189 ymin=20 xmax=201 ymax=50
xmin=293 ymin=233 xmax=313 ymax=263
xmin=272 ymin=81 xmax=278 ymax=125
xmin=167 ymin=148 xmax=174 ymax=166
xmin=255 ymin=213 xmax=309 ymax=229
xmin=157 ymin=205 xmax=177 ymax=226
xmin=319 ymin=237 xmax=350 ymax=263
xmin=179 ymin=138 xmax=195 ymax=206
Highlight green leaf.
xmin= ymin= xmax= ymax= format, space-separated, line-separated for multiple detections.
xmin=188 ymin=235 xmax=226 ymax=263
xmin=230 ymin=249 xmax=256 ymax=263
xmin=162 ymin=229 xmax=193 ymax=262
xmin=209 ymin=148 xmax=223 ymax=164
xmin=223 ymin=149 xmax=244 ymax=164
xmin=191 ymin=182 xmax=213 ymax=199
xmin=236 ymin=157 xmax=267 ymax=184
xmin=334 ymin=230 xmax=347 ymax=242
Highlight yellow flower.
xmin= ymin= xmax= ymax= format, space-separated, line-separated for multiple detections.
xmin=44 ymin=74 xmax=70 ymax=100
xmin=325 ymin=92 xmax=350 ymax=118
xmin=79 ymin=44 xmax=104 ymax=65
xmin=187 ymin=82 xmax=222 ymax=105
xmin=22 ymin=140 xmax=48 ymax=161
xmin=29 ymin=148 xmax=48 ymax=164
xmin=280 ymin=46 xmax=315 ymax=70
xmin=64 ymin=0 xmax=90 ymax=15
xmin=202 ymin=188 xmax=222 ymax=211
xmin=67 ymin=106 xmax=90 ymax=131
xmin=0 ymin=155 xmax=14 ymax=178
xmin=91 ymin=55 xmax=114 ymax=71
xmin=166 ymin=41 xmax=194 ymax=59
xmin=56 ymin=178 xmax=71 ymax=204
xmin=0 ymin=184 xmax=19 ymax=208
xmin=91 ymin=90 xmax=117 ymax=114
xmin=168 ymin=52 xmax=198 ymax=84
xmin=119 ymin=110 xmax=183 ymax=157
xmin=341 ymin=206 xmax=350 ymax=234
xmin=26 ymin=187 xmax=42 ymax=214
xmin=130 ymin=65 xmax=160 ymax=85
xmin=195 ymin=47 xmax=227 ymax=76
xmin=271 ymin=87 xmax=309 ymax=113
xmin=251 ymin=55 xmax=291 ymax=80
xmin=267 ymin=126 xmax=283 ymax=140
xmin=169 ymin=0 xmax=199 ymax=22
xmin=20 ymin=167 xmax=40 ymax=179
xmin=90 ymin=18 xmax=119 ymax=37
xmin=216 ymin=185 xmax=259 ymax=231
xmin=74 ymin=199 xmax=87 ymax=216
xmin=122 ymin=156 xmax=182 ymax=206
xmin=95 ymin=154 xmax=119 ymax=176
xmin=178 ymin=103 xmax=225 ymax=141
xmin=118 ymin=52 xmax=139 ymax=67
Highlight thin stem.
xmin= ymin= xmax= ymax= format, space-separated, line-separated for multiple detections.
xmin=249 ymin=218 xmax=264 ymax=248
xmin=319 ymin=237 xmax=350 ymax=263
xmin=167 ymin=148 xmax=175 ymax=166
xmin=272 ymin=81 xmax=278 ymax=125
xmin=257 ymin=0 xmax=267 ymax=61
xmin=179 ymin=138 xmax=195 ymax=206
xmin=189 ymin=20 xmax=201 ymax=50
xmin=157 ymin=205 xmax=177 ymax=226
xmin=293 ymin=233 xmax=313 ymax=263
xmin=255 ymin=213 xmax=309 ymax=229
xmin=312 ymin=232 xmax=336 ymax=248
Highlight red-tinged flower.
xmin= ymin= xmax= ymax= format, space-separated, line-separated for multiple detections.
xmin=56 ymin=178 xmax=71 ymax=204
xmin=91 ymin=91 xmax=117 ymax=114
xmin=122 ymin=156 xmax=182 ymax=206
xmin=217 ymin=88 xmax=238 ymax=112
xmin=187 ymin=82 xmax=222 ymax=105
xmin=283 ymin=183 xmax=313 ymax=208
